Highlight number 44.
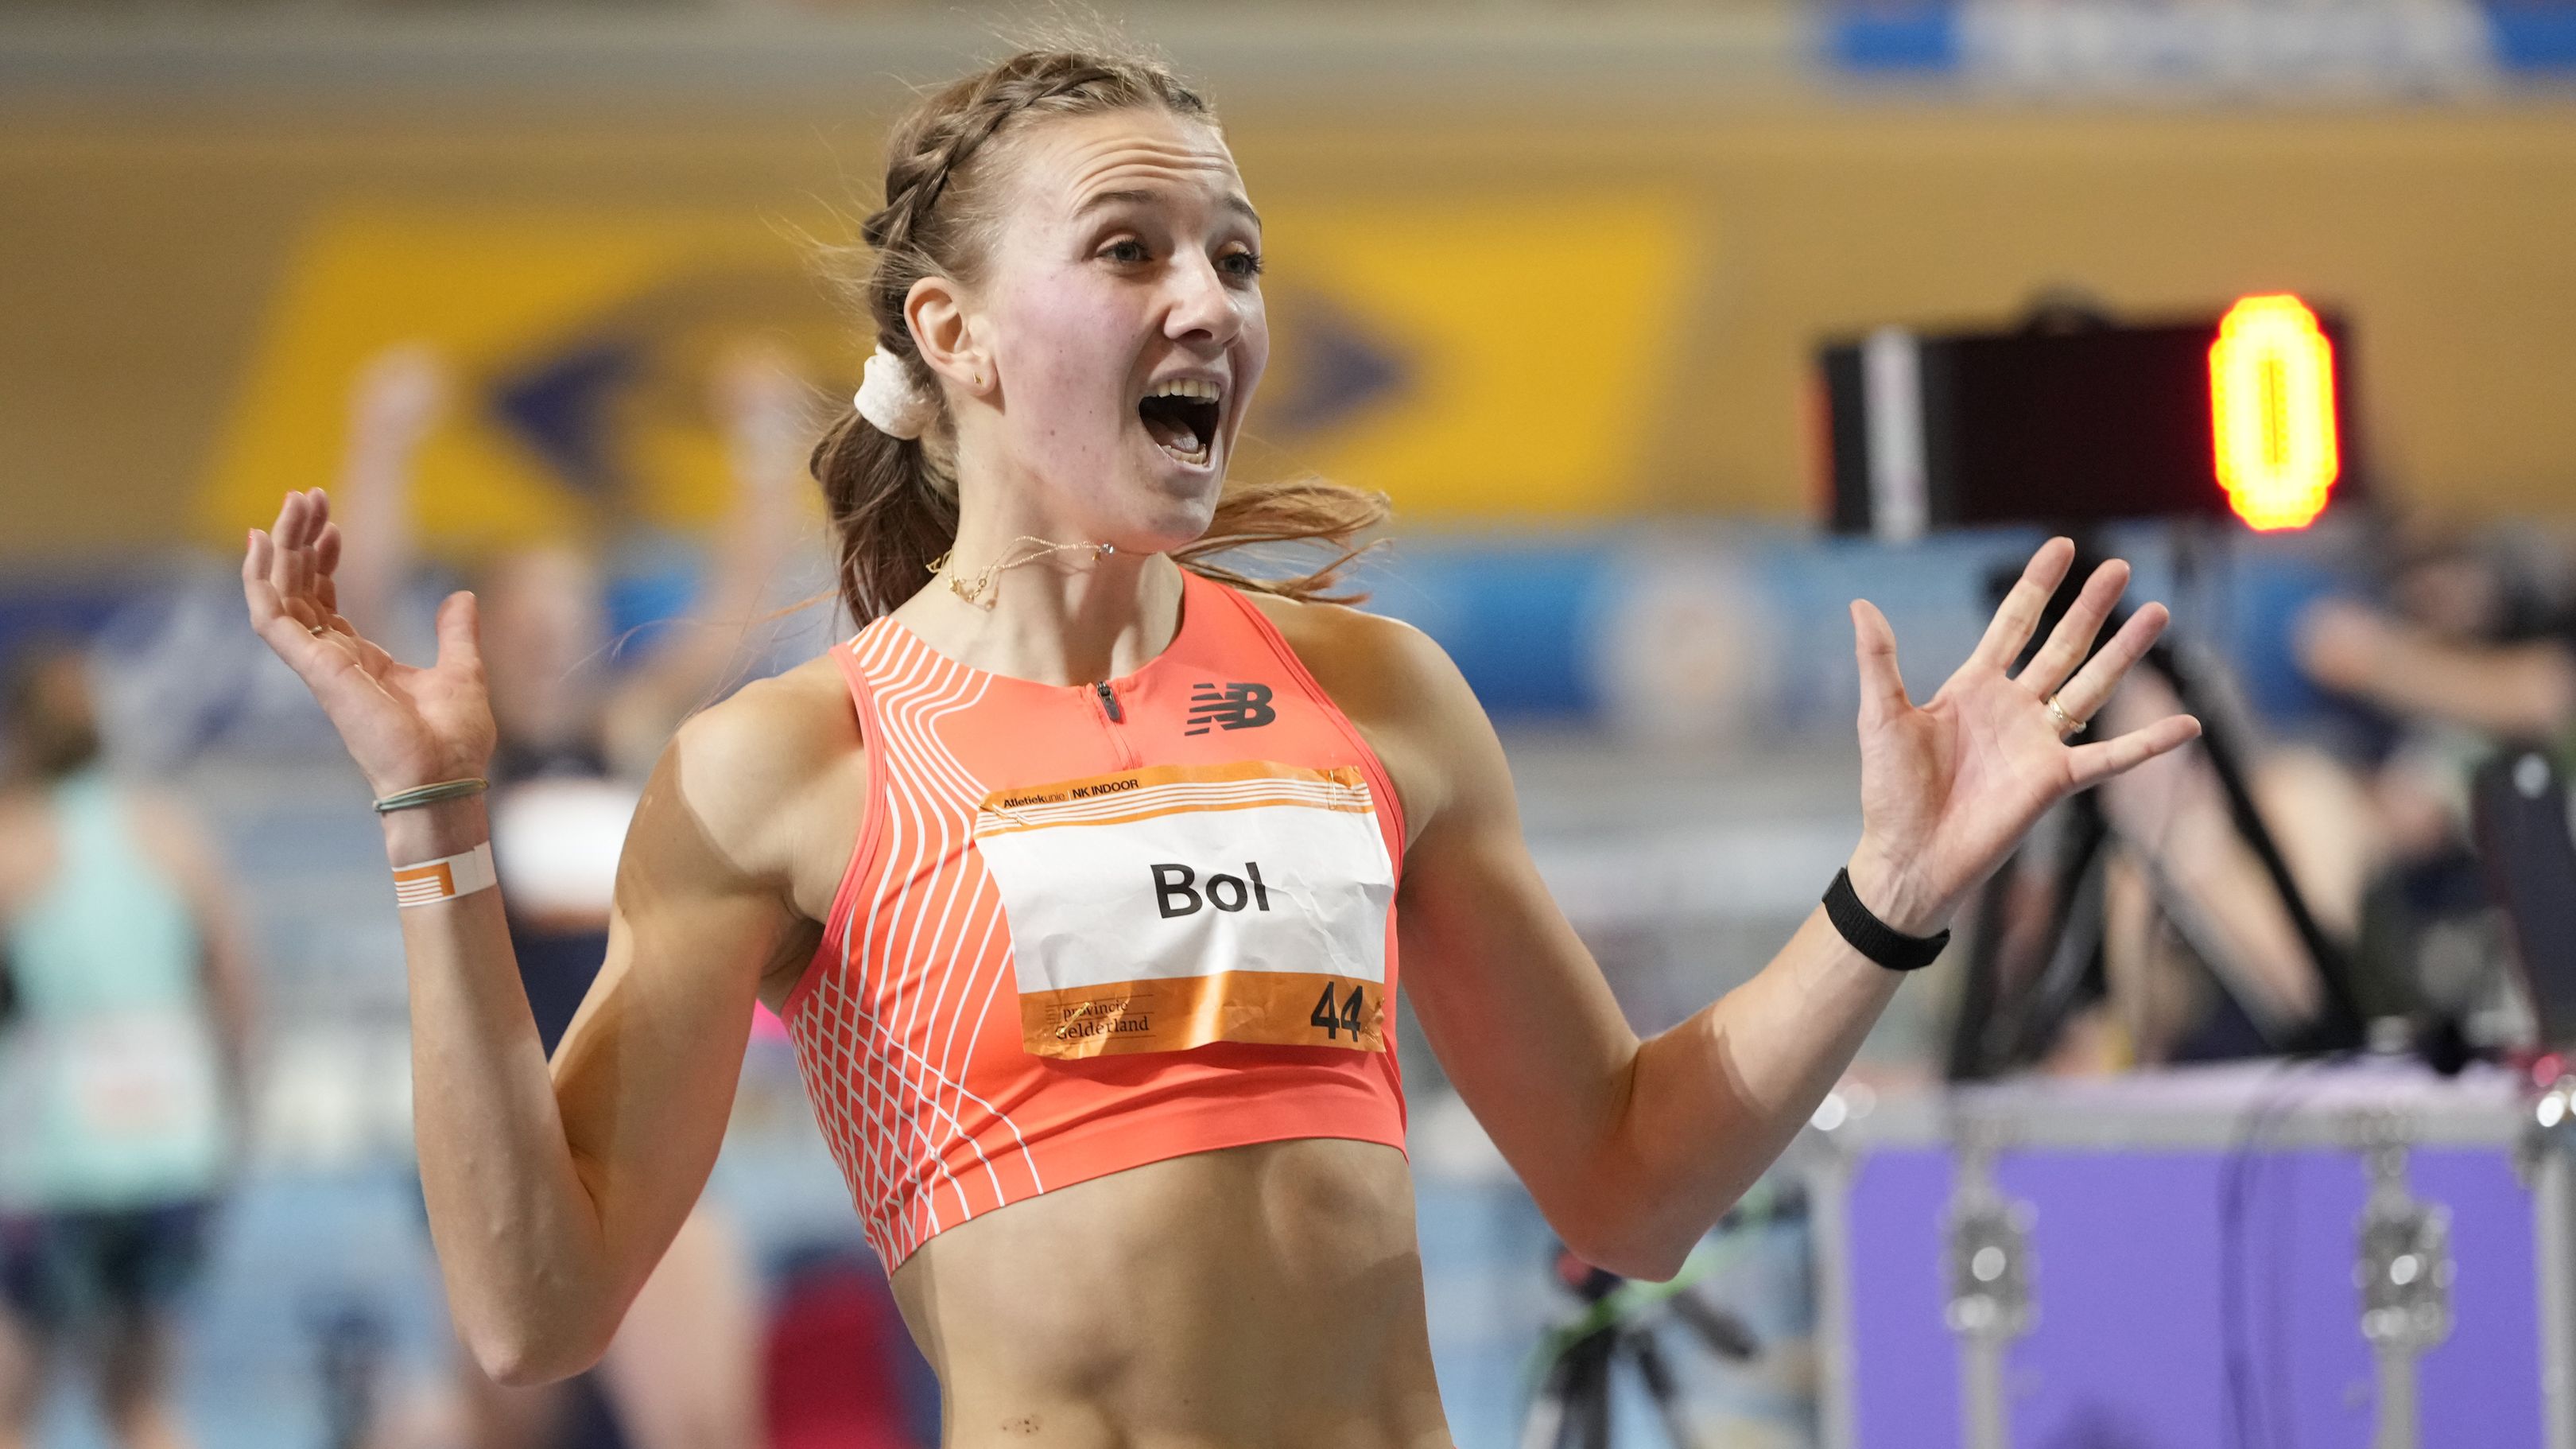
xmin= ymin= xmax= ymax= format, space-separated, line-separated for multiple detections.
xmin=1309 ymin=983 xmax=1369 ymax=1041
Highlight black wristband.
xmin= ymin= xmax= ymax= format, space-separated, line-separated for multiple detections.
xmin=1824 ymin=867 xmax=1950 ymax=972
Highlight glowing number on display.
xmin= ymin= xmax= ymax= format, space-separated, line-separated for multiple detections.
xmin=2209 ymin=294 xmax=2340 ymax=532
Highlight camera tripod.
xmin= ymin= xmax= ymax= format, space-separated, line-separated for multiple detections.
xmin=1946 ymin=534 xmax=2368 ymax=1078
xmin=1515 ymin=1249 xmax=1763 ymax=1449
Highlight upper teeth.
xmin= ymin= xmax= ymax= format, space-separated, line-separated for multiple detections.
xmin=1148 ymin=379 xmax=1221 ymax=402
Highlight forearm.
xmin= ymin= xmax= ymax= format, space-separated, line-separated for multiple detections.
xmin=617 ymin=432 xmax=800 ymax=741
xmin=331 ymin=437 xmax=420 ymax=639
xmin=180 ymin=863 xmax=262 ymax=1106
xmin=1585 ymin=907 xmax=1902 ymax=1277
xmin=384 ymin=798 xmax=615 ymax=1380
xmin=2360 ymin=634 xmax=2576 ymax=740
xmin=1408 ymin=539 xmax=2196 ymax=1281
xmin=202 ymin=934 xmax=258 ymax=1110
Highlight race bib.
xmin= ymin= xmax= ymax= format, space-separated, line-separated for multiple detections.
xmin=974 ymin=760 xmax=1395 ymax=1060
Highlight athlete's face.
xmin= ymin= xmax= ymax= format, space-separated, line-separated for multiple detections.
xmin=960 ymin=107 xmax=1267 ymax=548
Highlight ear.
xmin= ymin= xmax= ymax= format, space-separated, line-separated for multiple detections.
xmin=904 ymin=274 xmax=993 ymax=402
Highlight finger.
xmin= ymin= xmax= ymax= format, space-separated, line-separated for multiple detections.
xmin=2066 ymin=713 xmax=2203 ymax=791
xmin=316 ymin=522 xmax=343 ymax=616
xmin=266 ymin=490 xmax=301 ymax=546
xmin=433 ymin=591 xmax=483 ymax=678
xmin=1851 ymin=599 xmax=1911 ymax=725
xmin=248 ymin=525 xmax=305 ymax=628
xmin=266 ymin=494 xmax=305 ymax=607
xmin=2017 ymin=557 xmax=2129 ymax=698
xmin=2053 ymin=601 xmax=2171 ymax=723
xmin=269 ymin=492 xmax=312 ymax=608
xmin=242 ymin=529 xmax=281 ymax=627
xmin=243 ymin=530 xmax=335 ymax=670
xmin=292 ymin=490 xmax=332 ymax=606
xmin=285 ymin=488 xmax=320 ymax=550
xmin=1971 ymin=537 xmax=2076 ymax=671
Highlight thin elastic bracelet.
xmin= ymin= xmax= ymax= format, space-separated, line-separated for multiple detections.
xmin=1823 ymin=867 xmax=1950 ymax=973
xmin=373 ymin=778 xmax=489 ymax=814
xmin=392 ymin=841 xmax=497 ymax=910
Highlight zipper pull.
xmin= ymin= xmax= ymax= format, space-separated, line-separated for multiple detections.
xmin=1094 ymin=680 xmax=1124 ymax=723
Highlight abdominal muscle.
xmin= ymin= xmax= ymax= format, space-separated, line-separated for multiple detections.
xmin=887 ymin=1137 xmax=1455 ymax=1449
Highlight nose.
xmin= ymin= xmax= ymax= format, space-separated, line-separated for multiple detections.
xmin=1162 ymin=251 xmax=1243 ymax=351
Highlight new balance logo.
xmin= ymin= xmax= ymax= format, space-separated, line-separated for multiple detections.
xmin=1184 ymin=682 xmax=1276 ymax=734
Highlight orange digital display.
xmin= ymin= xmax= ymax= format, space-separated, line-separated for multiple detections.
xmin=2209 ymin=294 xmax=2340 ymax=531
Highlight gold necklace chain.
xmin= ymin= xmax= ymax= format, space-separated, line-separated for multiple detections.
xmin=929 ymin=535 xmax=1117 ymax=610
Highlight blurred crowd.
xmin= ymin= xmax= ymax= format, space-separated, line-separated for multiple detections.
xmin=2 ymin=336 xmax=2574 ymax=1446
xmin=0 ymin=344 xmax=937 ymax=1449
xmin=2016 ymin=511 xmax=2576 ymax=1076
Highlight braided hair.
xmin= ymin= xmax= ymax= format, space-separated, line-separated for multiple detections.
xmin=811 ymin=41 xmax=1387 ymax=625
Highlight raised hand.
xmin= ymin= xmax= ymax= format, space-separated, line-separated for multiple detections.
xmin=348 ymin=344 xmax=448 ymax=453
xmin=1845 ymin=537 xmax=2203 ymax=933
xmin=711 ymin=340 xmax=813 ymax=494
xmin=242 ymin=488 xmax=495 ymax=797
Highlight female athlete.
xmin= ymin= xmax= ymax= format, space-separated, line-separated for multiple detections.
xmin=241 ymin=40 xmax=2201 ymax=1447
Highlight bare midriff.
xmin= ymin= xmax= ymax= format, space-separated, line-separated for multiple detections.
xmin=890 ymin=1137 xmax=1456 ymax=1449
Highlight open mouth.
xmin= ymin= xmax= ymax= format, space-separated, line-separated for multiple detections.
xmin=1137 ymin=379 xmax=1223 ymax=469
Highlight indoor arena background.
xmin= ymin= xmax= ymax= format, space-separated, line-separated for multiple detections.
xmin=3 ymin=2 xmax=2574 ymax=1446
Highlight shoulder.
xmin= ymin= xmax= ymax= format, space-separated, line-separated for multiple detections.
xmin=653 ymin=652 xmax=864 ymax=890
xmin=1237 ymin=589 xmax=1492 ymax=845
xmin=1239 ymin=589 xmax=1465 ymax=713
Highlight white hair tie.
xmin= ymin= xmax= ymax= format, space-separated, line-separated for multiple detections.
xmin=853 ymin=344 xmax=937 ymax=441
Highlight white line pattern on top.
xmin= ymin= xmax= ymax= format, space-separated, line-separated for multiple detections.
xmin=865 ymin=629 xmax=976 ymax=1252
xmin=879 ymin=632 xmax=1004 ymax=1248
xmin=787 ymin=623 xmax=1048 ymax=1267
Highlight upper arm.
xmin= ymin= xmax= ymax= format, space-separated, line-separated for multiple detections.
xmin=1269 ymin=602 xmax=1639 ymax=1228
xmin=546 ymin=670 xmax=848 ymax=1273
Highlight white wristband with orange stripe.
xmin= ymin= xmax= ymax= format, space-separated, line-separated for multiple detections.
xmin=391 ymin=841 xmax=498 ymax=909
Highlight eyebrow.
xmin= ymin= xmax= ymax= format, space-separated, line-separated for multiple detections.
xmin=1075 ymin=187 xmax=1263 ymax=230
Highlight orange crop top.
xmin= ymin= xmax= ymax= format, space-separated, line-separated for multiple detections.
xmin=782 ymin=569 xmax=1410 ymax=1270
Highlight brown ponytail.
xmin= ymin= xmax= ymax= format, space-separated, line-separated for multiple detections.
xmin=815 ymin=35 xmax=1389 ymax=627
xmin=810 ymin=410 xmax=961 ymax=623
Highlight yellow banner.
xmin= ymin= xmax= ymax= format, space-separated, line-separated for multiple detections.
xmin=199 ymin=195 xmax=1697 ymax=543
xmin=199 ymin=206 xmax=850 ymax=550
xmin=1253 ymin=193 xmax=1697 ymax=517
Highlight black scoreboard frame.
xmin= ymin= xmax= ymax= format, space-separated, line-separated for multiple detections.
xmin=1817 ymin=306 xmax=2364 ymax=537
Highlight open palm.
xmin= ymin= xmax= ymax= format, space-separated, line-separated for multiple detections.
xmin=1849 ymin=538 xmax=2202 ymax=930
xmin=242 ymin=488 xmax=495 ymax=797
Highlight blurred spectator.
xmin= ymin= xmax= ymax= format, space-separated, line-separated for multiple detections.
xmin=2046 ymin=519 xmax=2576 ymax=1071
xmin=328 ymin=344 xmax=813 ymax=1449
xmin=2288 ymin=523 xmax=2576 ymax=1028
xmin=2295 ymin=529 xmax=2576 ymax=748
xmin=0 ymin=643 xmax=255 ymax=1449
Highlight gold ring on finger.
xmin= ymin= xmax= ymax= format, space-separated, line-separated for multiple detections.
xmin=2044 ymin=694 xmax=2087 ymax=739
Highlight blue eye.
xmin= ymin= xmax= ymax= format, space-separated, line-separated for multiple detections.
xmin=1221 ymin=251 xmax=1265 ymax=279
xmin=1102 ymin=239 xmax=1150 ymax=264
